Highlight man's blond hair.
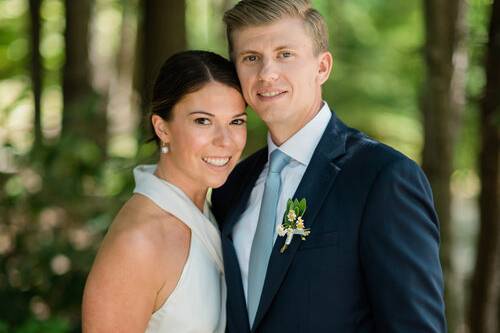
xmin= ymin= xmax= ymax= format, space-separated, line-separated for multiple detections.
xmin=224 ymin=0 xmax=329 ymax=58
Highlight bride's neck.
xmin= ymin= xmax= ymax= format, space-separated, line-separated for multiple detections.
xmin=155 ymin=158 xmax=207 ymax=212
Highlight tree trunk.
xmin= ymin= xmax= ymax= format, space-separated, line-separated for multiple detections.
xmin=28 ymin=0 xmax=43 ymax=151
xmin=421 ymin=1 xmax=468 ymax=331
xmin=62 ymin=0 xmax=106 ymax=148
xmin=106 ymin=0 xmax=139 ymax=149
xmin=136 ymin=0 xmax=186 ymax=142
xmin=468 ymin=1 xmax=500 ymax=332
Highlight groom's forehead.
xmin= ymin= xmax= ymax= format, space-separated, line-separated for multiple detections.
xmin=231 ymin=18 xmax=314 ymax=51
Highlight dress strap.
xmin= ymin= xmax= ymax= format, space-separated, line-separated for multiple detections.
xmin=133 ymin=165 xmax=224 ymax=273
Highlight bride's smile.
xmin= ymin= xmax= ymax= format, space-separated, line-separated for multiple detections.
xmin=202 ymin=156 xmax=232 ymax=167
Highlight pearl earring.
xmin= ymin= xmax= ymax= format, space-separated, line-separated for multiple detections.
xmin=160 ymin=142 xmax=169 ymax=154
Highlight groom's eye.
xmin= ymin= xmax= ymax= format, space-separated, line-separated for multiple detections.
xmin=279 ymin=51 xmax=292 ymax=58
xmin=243 ymin=55 xmax=258 ymax=62
xmin=194 ymin=118 xmax=211 ymax=125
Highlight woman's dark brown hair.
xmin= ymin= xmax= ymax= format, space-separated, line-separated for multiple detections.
xmin=149 ymin=50 xmax=242 ymax=145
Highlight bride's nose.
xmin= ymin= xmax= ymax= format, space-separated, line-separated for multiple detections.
xmin=213 ymin=125 xmax=232 ymax=147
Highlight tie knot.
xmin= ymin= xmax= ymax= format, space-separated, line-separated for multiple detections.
xmin=269 ymin=149 xmax=290 ymax=173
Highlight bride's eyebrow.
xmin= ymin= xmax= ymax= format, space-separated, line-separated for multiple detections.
xmin=233 ymin=112 xmax=247 ymax=118
xmin=188 ymin=111 xmax=214 ymax=117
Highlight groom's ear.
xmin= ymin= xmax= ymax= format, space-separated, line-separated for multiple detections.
xmin=151 ymin=115 xmax=170 ymax=143
xmin=317 ymin=51 xmax=333 ymax=86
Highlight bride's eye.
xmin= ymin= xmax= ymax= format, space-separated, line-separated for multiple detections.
xmin=194 ymin=118 xmax=211 ymax=125
xmin=230 ymin=118 xmax=247 ymax=125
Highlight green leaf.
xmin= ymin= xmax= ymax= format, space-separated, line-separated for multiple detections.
xmin=300 ymin=198 xmax=306 ymax=208
xmin=300 ymin=199 xmax=307 ymax=215
xmin=284 ymin=199 xmax=293 ymax=223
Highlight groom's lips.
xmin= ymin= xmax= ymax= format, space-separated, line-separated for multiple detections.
xmin=257 ymin=89 xmax=288 ymax=101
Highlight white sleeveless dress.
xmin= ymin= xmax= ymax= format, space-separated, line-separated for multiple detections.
xmin=133 ymin=165 xmax=226 ymax=333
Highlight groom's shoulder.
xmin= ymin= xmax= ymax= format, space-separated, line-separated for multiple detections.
xmin=341 ymin=122 xmax=420 ymax=174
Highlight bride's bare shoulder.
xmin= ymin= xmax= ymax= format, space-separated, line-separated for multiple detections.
xmin=94 ymin=194 xmax=191 ymax=271
xmin=82 ymin=194 xmax=191 ymax=331
xmin=85 ymin=193 xmax=191 ymax=296
xmin=110 ymin=194 xmax=189 ymax=239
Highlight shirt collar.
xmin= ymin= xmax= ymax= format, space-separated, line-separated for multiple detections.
xmin=267 ymin=101 xmax=332 ymax=166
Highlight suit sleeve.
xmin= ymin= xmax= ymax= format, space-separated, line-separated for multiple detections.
xmin=359 ymin=158 xmax=446 ymax=333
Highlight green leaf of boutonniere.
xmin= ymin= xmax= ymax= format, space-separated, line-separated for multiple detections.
xmin=277 ymin=198 xmax=311 ymax=253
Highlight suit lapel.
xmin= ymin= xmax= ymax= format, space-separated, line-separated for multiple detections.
xmin=221 ymin=148 xmax=268 ymax=332
xmin=252 ymin=114 xmax=347 ymax=330
xmin=222 ymin=148 xmax=268 ymax=237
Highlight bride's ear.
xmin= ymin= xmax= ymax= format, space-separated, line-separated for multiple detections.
xmin=151 ymin=115 xmax=170 ymax=143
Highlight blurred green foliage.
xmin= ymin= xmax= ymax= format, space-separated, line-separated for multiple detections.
xmin=0 ymin=0 xmax=493 ymax=332
xmin=0 ymin=317 xmax=69 ymax=333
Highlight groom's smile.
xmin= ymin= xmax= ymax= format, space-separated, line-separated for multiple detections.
xmin=257 ymin=88 xmax=288 ymax=101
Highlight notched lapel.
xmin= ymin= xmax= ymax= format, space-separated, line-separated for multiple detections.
xmin=251 ymin=114 xmax=347 ymax=331
xmin=222 ymin=148 xmax=268 ymax=237
xmin=221 ymin=148 xmax=268 ymax=333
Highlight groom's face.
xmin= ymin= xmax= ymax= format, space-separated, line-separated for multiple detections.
xmin=231 ymin=17 xmax=331 ymax=138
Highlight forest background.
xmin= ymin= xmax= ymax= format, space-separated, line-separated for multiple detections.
xmin=0 ymin=0 xmax=498 ymax=332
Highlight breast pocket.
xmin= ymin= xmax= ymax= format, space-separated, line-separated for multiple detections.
xmin=298 ymin=231 xmax=338 ymax=250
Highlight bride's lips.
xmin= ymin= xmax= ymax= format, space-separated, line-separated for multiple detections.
xmin=202 ymin=156 xmax=231 ymax=168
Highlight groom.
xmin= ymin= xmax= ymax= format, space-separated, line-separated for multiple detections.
xmin=212 ymin=1 xmax=446 ymax=332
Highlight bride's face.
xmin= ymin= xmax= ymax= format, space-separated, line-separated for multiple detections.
xmin=159 ymin=81 xmax=247 ymax=189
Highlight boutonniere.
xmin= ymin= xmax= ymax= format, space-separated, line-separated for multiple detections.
xmin=276 ymin=198 xmax=311 ymax=253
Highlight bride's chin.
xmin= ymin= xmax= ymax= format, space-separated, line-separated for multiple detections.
xmin=205 ymin=174 xmax=231 ymax=189
xmin=207 ymin=179 xmax=227 ymax=189
xmin=210 ymin=182 xmax=226 ymax=189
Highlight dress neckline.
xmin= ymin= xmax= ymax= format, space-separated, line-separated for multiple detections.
xmin=132 ymin=164 xmax=224 ymax=273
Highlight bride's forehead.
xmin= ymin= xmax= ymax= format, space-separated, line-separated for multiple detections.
xmin=171 ymin=89 xmax=245 ymax=119
xmin=179 ymin=84 xmax=242 ymax=106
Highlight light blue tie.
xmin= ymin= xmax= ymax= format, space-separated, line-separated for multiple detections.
xmin=247 ymin=149 xmax=291 ymax=327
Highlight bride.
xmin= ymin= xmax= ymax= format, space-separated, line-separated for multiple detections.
xmin=82 ymin=50 xmax=247 ymax=332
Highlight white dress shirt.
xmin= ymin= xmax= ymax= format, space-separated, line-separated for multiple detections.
xmin=232 ymin=102 xmax=332 ymax=301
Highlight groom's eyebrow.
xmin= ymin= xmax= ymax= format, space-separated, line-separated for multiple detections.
xmin=238 ymin=45 xmax=294 ymax=57
xmin=238 ymin=49 xmax=259 ymax=57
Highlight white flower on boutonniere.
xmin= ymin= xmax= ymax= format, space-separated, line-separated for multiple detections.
xmin=277 ymin=198 xmax=311 ymax=253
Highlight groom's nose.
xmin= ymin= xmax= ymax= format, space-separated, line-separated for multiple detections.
xmin=258 ymin=59 xmax=279 ymax=82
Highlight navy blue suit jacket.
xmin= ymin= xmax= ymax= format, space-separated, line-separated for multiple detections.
xmin=211 ymin=112 xmax=446 ymax=333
